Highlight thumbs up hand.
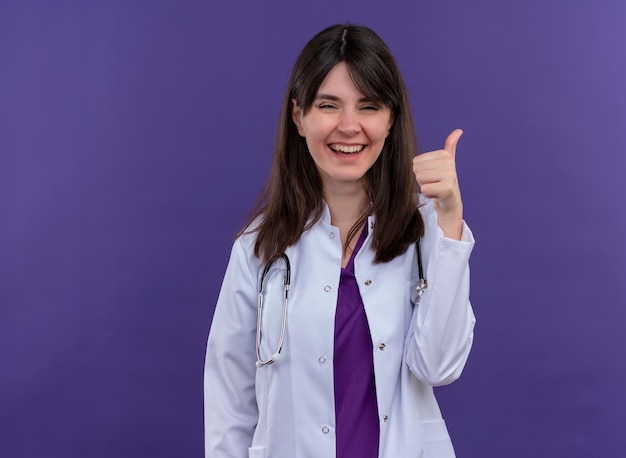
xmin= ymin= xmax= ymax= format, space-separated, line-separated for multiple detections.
xmin=412 ymin=129 xmax=464 ymax=240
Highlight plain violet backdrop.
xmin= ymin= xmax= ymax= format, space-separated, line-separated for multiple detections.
xmin=1 ymin=1 xmax=625 ymax=457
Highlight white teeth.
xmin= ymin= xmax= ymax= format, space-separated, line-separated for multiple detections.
xmin=329 ymin=144 xmax=364 ymax=153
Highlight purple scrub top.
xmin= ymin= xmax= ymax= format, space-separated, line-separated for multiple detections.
xmin=333 ymin=226 xmax=379 ymax=457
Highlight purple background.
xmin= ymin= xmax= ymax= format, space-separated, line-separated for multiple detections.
xmin=2 ymin=1 xmax=625 ymax=457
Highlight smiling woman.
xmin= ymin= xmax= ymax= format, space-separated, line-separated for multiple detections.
xmin=204 ymin=24 xmax=475 ymax=458
xmin=292 ymin=62 xmax=394 ymax=194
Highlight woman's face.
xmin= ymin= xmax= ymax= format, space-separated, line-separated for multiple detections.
xmin=292 ymin=62 xmax=393 ymax=192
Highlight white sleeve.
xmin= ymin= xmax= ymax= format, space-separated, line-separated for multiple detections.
xmin=204 ymin=237 xmax=259 ymax=457
xmin=404 ymin=201 xmax=476 ymax=386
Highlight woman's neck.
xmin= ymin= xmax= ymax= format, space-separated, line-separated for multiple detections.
xmin=323 ymin=183 xmax=370 ymax=266
xmin=324 ymin=184 xmax=369 ymax=226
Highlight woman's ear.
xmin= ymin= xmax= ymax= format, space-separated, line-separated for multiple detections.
xmin=291 ymin=99 xmax=304 ymax=137
xmin=386 ymin=112 xmax=395 ymax=137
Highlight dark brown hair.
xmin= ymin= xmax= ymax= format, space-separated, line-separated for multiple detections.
xmin=239 ymin=24 xmax=424 ymax=264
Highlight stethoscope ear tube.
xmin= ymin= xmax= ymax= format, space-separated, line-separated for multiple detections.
xmin=256 ymin=254 xmax=290 ymax=367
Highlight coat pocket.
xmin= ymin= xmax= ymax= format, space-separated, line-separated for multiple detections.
xmin=420 ymin=419 xmax=456 ymax=458
xmin=248 ymin=446 xmax=266 ymax=458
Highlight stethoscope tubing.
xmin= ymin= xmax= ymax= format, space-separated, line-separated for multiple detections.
xmin=256 ymin=241 xmax=425 ymax=367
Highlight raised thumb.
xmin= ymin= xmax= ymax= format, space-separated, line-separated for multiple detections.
xmin=444 ymin=129 xmax=464 ymax=159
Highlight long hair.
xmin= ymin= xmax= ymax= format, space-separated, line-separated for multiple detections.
xmin=239 ymin=24 xmax=424 ymax=264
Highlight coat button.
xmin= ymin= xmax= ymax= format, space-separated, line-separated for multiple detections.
xmin=383 ymin=415 xmax=389 ymax=423
xmin=378 ymin=343 xmax=386 ymax=351
xmin=364 ymin=279 xmax=372 ymax=286
xmin=322 ymin=426 xmax=330 ymax=434
xmin=324 ymin=285 xmax=331 ymax=292
xmin=329 ymin=232 xmax=336 ymax=239
xmin=318 ymin=356 xmax=326 ymax=364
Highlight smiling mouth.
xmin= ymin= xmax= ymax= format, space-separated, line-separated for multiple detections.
xmin=329 ymin=144 xmax=365 ymax=154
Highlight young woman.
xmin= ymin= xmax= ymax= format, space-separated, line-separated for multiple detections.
xmin=204 ymin=24 xmax=475 ymax=458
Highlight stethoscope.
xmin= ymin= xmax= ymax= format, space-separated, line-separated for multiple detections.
xmin=255 ymin=241 xmax=426 ymax=368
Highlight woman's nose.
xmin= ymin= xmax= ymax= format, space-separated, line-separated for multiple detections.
xmin=337 ymin=109 xmax=361 ymax=135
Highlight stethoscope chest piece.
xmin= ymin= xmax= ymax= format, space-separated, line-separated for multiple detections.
xmin=411 ymin=278 xmax=427 ymax=304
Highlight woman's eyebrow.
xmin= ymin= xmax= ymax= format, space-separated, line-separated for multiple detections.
xmin=315 ymin=94 xmax=341 ymax=102
xmin=315 ymin=94 xmax=374 ymax=103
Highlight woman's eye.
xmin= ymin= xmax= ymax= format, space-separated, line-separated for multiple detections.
xmin=361 ymin=105 xmax=380 ymax=111
xmin=318 ymin=103 xmax=336 ymax=110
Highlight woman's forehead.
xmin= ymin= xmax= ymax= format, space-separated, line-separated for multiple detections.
xmin=315 ymin=62 xmax=384 ymax=103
